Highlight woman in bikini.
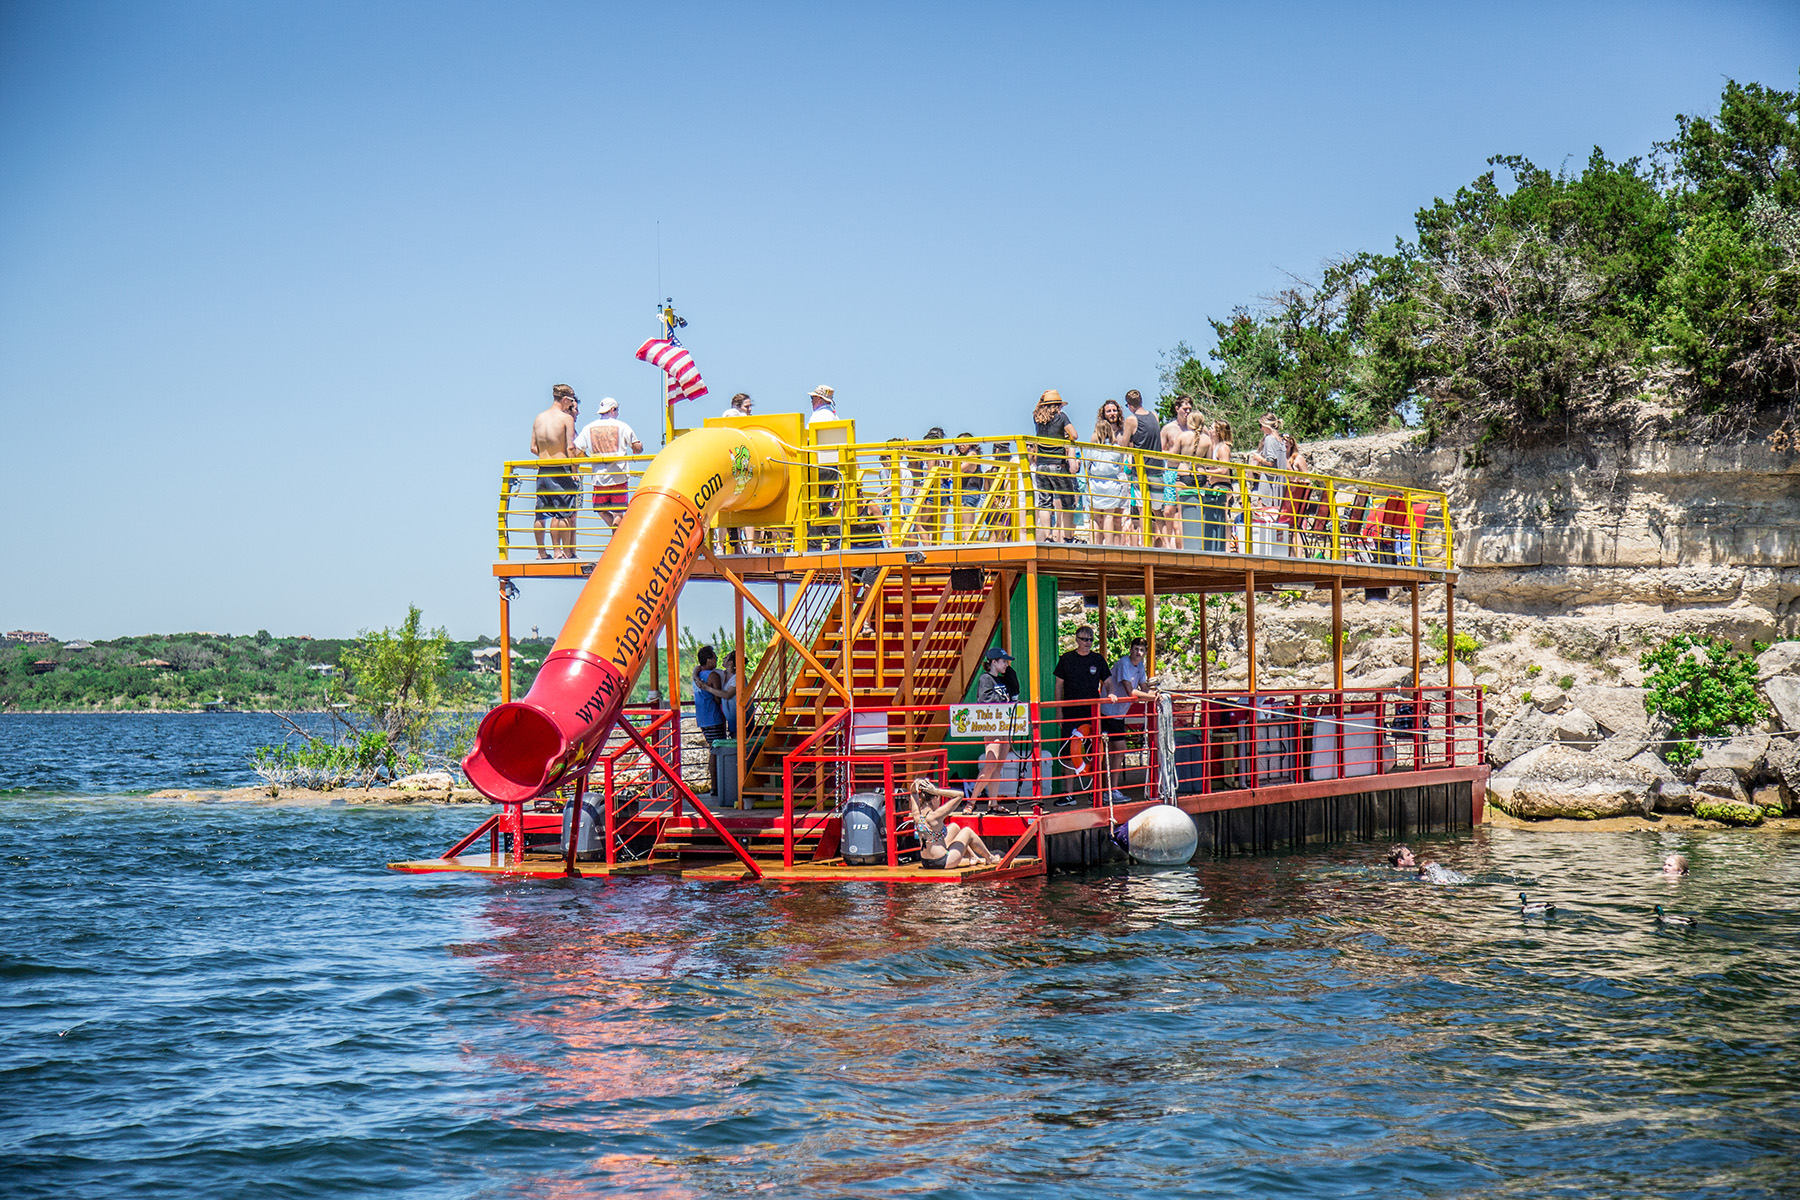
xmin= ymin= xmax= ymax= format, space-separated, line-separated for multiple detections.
xmin=908 ymin=778 xmax=1002 ymax=869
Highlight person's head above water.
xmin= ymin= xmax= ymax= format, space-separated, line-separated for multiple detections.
xmin=1387 ymin=845 xmax=1415 ymax=868
xmin=1662 ymin=853 xmax=1689 ymax=875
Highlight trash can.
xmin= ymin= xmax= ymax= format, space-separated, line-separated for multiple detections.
xmin=840 ymin=791 xmax=887 ymax=865
xmin=712 ymin=739 xmax=739 ymax=808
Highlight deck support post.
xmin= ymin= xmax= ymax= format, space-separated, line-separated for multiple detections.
xmin=1027 ymin=562 xmax=1043 ymax=797
xmin=1098 ymin=573 xmax=1108 ymax=655
xmin=1199 ymin=589 xmax=1210 ymax=691
xmin=1144 ymin=565 xmax=1156 ymax=676
xmin=1245 ymin=570 xmax=1257 ymax=693
xmin=1331 ymin=578 xmax=1344 ymax=690
xmin=1411 ymin=583 xmax=1421 ymax=686
xmin=667 ymin=599 xmax=682 ymax=796
xmin=1444 ymin=579 xmax=1457 ymax=691
xmin=734 ymin=585 xmax=746 ymax=810
xmin=902 ymin=565 xmax=915 ymax=747
xmin=1245 ymin=569 xmax=1257 ymax=789
xmin=498 ymin=584 xmax=513 ymax=704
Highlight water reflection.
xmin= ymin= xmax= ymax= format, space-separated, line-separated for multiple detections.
xmin=456 ymin=829 xmax=1799 ymax=1196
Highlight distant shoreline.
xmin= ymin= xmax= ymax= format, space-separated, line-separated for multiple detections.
xmin=0 ymin=708 xmax=331 ymax=716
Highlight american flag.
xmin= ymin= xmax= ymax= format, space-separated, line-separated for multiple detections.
xmin=635 ymin=336 xmax=709 ymax=405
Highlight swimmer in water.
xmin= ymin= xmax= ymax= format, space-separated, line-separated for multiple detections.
xmin=1386 ymin=845 xmax=1416 ymax=869
xmin=1662 ymin=853 xmax=1689 ymax=876
xmin=1416 ymin=861 xmax=1470 ymax=884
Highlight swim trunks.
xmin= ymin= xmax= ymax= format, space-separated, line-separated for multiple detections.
xmin=591 ymin=485 xmax=629 ymax=511
xmin=536 ymin=469 xmax=579 ymax=514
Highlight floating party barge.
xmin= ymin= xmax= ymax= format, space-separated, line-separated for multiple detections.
xmin=389 ymin=409 xmax=1487 ymax=884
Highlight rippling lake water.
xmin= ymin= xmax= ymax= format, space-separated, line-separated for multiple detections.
xmin=2 ymin=716 xmax=1797 ymax=1197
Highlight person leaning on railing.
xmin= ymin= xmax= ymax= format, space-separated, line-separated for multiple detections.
xmin=1201 ymin=419 xmax=1235 ymax=553
xmin=954 ymin=433 xmax=988 ymax=541
xmin=1030 ymin=390 xmax=1080 ymax=542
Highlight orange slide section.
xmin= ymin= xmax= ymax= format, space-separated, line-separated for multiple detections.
xmin=463 ymin=425 xmax=789 ymax=803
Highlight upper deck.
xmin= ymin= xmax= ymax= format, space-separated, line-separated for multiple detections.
xmin=493 ymin=432 xmax=1455 ymax=592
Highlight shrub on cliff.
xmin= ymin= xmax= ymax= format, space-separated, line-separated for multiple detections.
xmin=1641 ymin=635 xmax=1769 ymax=767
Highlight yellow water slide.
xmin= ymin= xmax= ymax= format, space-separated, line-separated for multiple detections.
xmin=463 ymin=424 xmax=790 ymax=803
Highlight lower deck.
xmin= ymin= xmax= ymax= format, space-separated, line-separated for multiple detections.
xmin=388 ymin=765 xmax=1487 ymax=883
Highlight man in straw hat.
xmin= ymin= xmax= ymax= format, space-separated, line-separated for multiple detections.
xmin=805 ymin=385 xmax=841 ymax=546
xmin=1030 ymin=389 xmax=1080 ymax=542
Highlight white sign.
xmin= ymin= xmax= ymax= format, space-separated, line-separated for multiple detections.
xmin=947 ymin=703 xmax=1030 ymax=739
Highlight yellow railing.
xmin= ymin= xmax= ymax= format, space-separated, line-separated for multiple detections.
xmin=496 ymin=437 xmax=1454 ymax=571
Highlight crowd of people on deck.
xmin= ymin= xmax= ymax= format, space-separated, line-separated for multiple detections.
xmin=525 ymin=382 xmax=1432 ymax=564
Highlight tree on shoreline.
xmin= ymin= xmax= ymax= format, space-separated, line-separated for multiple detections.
xmin=1161 ymin=73 xmax=1800 ymax=444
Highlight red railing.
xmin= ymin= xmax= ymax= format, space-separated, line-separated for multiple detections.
xmin=770 ymin=686 xmax=1485 ymax=824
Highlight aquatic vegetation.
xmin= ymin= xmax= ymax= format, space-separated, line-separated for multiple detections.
xmin=1694 ymin=799 xmax=1765 ymax=826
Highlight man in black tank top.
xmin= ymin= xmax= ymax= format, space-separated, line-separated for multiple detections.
xmin=1125 ymin=389 xmax=1160 ymax=530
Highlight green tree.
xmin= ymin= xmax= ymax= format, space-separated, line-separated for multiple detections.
xmin=1640 ymin=635 xmax=1769 ymax=767
xmin=340 ymin=605 xmax=465 ymax=756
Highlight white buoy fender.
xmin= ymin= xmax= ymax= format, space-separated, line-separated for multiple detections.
xmin=1124 ymin=804 xmax=1198 ymax=866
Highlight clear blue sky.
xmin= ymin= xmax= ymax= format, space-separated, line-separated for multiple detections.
xmin=3 ymin=2 xmax=1795 ymax=642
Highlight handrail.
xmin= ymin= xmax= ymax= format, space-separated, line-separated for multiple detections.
xmin=496 ymin=435 xmax=1456 ymax=572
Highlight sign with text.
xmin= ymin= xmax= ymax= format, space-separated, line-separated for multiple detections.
xmin=948 ymin=703 xmax=1030 ymax=739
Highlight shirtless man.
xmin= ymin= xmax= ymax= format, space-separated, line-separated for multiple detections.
xmin=531 ymin=384 xmax=581 ymax=560
xmin=1157 ymin=395 xmax=1198 ymax=549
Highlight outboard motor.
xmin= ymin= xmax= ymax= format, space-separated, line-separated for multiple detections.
xmin=840 ymin=791 xmax=887 ymax=865
xmin=562 ymin=792 xmax=604 ymax=862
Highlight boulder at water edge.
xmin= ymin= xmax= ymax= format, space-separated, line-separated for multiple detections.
xmin=1693 ymin=735 xmax=1769 ymax=783
xmin=1489 ymin=744 xmax=1657 ymax=819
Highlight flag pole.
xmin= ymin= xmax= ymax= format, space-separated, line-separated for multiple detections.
xmin=660 ymin=302 xmax=676 ymax=447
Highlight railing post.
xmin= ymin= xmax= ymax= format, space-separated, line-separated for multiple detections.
xmin=884 ymin=758 xmax=897 ymax=870
xmin=1239 ymin=465 xmax=1253 ymax=554
xmin=604 ymin=758 xmax=617 ymax=866
xmin=783 ymin=757 xmax=796 ymax=868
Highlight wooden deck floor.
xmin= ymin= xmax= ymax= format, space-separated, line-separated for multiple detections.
xmin=387 ymin=852 xmax=1044 ymax=884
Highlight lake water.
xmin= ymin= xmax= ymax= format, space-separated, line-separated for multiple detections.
xmin=2 ymin=715 xmax=1797 ymax=1197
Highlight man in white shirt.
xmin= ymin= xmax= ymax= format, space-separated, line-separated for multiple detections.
xmin=805 ymin=385 xmax=840 ymax=545
xmin=574 ymin=397 xmax=643 ymax=529
xmin=1102 ymin=637 xmax=1155 ymax=801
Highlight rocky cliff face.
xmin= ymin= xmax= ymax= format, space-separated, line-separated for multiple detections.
xmin=1298 ymin=409 xmax=1800 ymax=820
xmin=1306 ymin=413 xmax=1800 ymax=648
xmin=1116 ymin=410 xmax=1796 ymax=821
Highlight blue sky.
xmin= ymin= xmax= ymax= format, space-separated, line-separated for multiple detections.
xmin=2 ymin=1 xmax=1795 ymax=642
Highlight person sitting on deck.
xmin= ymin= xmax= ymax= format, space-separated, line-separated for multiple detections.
xmin=909 ymin=778 xmax=1002 ymax=869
